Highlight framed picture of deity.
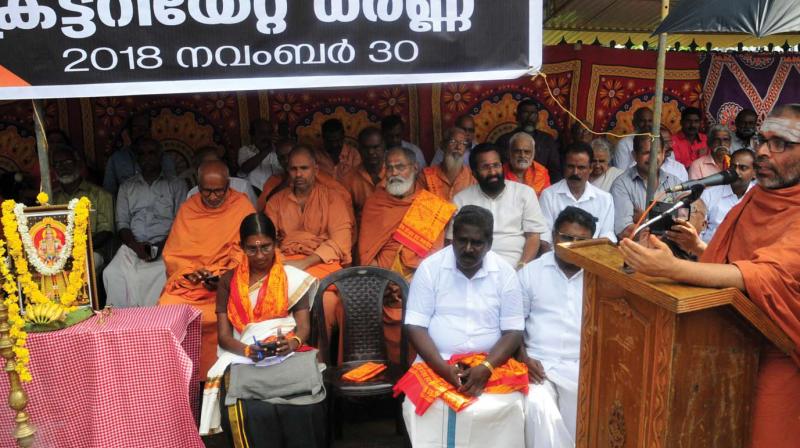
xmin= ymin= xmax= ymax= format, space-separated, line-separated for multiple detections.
xmin=12 ymin=204 xmax=99 ymax=311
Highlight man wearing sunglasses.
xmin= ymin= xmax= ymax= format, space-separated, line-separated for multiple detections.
xmin=519 ymin=206 xmax=595 ymax=447
xmin=620 ymin=104 xmax=800 ymax=448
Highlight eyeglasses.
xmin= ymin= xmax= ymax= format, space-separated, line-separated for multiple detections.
xmin=556 ymin=232 xmax=590 ymax=243
xmin=199 ymin=185 xmax=229 ymax=197
xmin=386 ymin=163 xmax=411 ymax=173
xmin=448 ymin=140 xmax=469 ymax=148
xmin=755 ymin=135 xmax=800 ymax=153
xmin=243 ymin=243 xmax=273 ymax=256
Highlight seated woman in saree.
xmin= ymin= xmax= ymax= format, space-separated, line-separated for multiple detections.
xmin=199 ymin=212 xmax=325 ymax=447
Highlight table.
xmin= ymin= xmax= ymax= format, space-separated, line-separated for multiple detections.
xmin=0 ymin=305 xmax=203 ymax=448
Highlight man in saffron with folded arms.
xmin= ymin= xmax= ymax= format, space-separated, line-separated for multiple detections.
xmin=342 ymin=126 xmax=386 ymax=220
xmin=420 ymin=127 xmax=476 ymax=202
xmin=620 ymin=104 xmax=800 ymax=448
xmin=394 ymin=205 xmax=528 ymax=447
xmin=159 ymin=160 xmax=256 ymax=378
xmin=265 ymin=146 xmax=353 ymax=349
xmin=359 ymin=146 xmax=457 ymax=362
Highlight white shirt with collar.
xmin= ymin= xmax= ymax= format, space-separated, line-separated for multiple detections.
xmin=662 ymin=156 xmax=689 ymax=182
xmin=405 ymin=247 xmax=526 ymax=360
xmin=518 ymin=251 xmax=584 ymax=365
xmin=451 ymin=182 xmax=549 ymax=266
xmin=237 ymin=144 xmax=283 ymax=190
xmin=538 ymin=179 xmax=617 ymax=243
xmin=699 ymin=182 xmax=753 ymax=243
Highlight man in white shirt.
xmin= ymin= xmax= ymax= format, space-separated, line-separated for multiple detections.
xmin=540 ymin=142 xmax=616 ymax=244
xmin=382 ymin=114 xmax=427 ymax=168
xmin=519 ymin=206 xmax=595 ymax=448
xmin=402 ymin=205 xmax=526 ymax=447
xmin=696 ymin=149 xmax=756 ymax=244
xmin=452 ymin=143 xmax=549 ymax=269
xmin=237 ymin=119 xmax=282 ymax=192
xmin=660 ymin=127 xmax=690 ymax=182
xmin=730 ymin=109 xmax=758 ymax=152
xmin=104 ymin=138 xmax=187 ymax=307
xmin=612 ymin=107 xmax=653 ymax=170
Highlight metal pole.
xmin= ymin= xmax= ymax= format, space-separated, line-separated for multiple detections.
xmin=31 ymin=100 xmax=52 ymax=198
xmin=646 ymin=0 xmax=669 ymax=203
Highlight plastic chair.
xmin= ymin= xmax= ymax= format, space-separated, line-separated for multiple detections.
xmin=310 ymin=266 xmax=410 ymax=442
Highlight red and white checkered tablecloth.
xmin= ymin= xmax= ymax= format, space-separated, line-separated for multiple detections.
xmin=0 ymin=305 xmax=204 ymax=448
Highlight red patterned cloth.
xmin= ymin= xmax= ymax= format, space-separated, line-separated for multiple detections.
xmin=0 ymin=306 xmax=203 ymax=448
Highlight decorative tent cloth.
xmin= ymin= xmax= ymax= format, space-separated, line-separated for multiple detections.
xmin=700 ymin=52 xmax=800 ymax=128
xmin=0 ymin=46 xmax=790 ymax=178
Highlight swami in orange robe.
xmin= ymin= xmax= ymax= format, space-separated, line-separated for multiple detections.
xmin=315 ymin=143 xmax=362 ymax=182
xmin=504 ymin=162 xmax=551 ymax=195
xmin=420 ymin=163 xmax=476 ymax=202
xmin=159 ymin=190 xmax=255 ymax=378
xmin=359 ymin=185 xmax=456 ymax=362
xmin=265 ymin=179 xmax=353 ymax=348
xmin=700 ymin=183 xmax=800 ymax=448
xmin=256 ymin=171 xmax=351 ymax=213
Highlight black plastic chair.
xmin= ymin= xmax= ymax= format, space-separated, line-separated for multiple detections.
xmin=310 ymin=266 xmax=410 ymax=443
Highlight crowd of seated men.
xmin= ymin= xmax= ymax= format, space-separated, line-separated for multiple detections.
xmin=0 ymin=101 xmax=761 ymax=448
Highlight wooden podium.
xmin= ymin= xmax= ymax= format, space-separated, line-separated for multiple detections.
xmin=556 ymin=240 xmax=792 ymax=448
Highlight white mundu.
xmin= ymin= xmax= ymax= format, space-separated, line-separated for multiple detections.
xmin=518 ymin=251 xmax=584 ymax=448
xmin=403 ymin=247 xmax=527 ymax=447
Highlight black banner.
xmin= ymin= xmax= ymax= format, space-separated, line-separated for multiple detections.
xmin=0 ymin=0 xmax=541 ymax=99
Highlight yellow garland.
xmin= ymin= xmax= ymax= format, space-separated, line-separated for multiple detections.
xmin=0 ymin=197 xmax=92 ymax=383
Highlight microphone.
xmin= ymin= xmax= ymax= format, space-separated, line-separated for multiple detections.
xmin=666 ymin=168 xmax=739 ymax=193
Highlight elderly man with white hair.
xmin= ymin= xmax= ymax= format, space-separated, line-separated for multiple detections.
xmin=503 ymin=132 xmax=551 ymax=195
xmin=589 ymin=138 xmax=624 ymax=192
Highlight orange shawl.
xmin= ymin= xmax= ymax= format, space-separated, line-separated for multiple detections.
xmin=392 ymin=189 xmax=456 ymax=258
xmin=162 ymin=191 xmax=256 ymax=299
xmin=504 ymin=162 xmax=551 ymax=195
xmin=701 ymin=183 xmax=800 ymax=362
xmin=358 ymin=188 xmax=448 ymax=269
xmin=393 ymin=353 xmax=529 ymax=415
xmin=421 ymin=164 xmax=477 ymax=202
xmin=226 ymin=253 xmax=289 ymax=333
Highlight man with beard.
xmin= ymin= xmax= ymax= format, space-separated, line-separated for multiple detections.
xmin=382 ymin=114 xmax=427 ymax=168
xmin=237 ymin=118 xmax=281 ymax=193
xmin=732 ymin=109 xmax=758 ymax=152
xmin=620 ymin=105 xmax=800 ymax=448
xmin=520 ymin=206 xmax=596 ymax=448
xmin=452 ymin=143 xmax=549 ymax=269
xmin=503 ymin=132 xmax=551 ymax=195
xmin=104 ymin=138 xmax=187 ymax=308
xmin=611 ymin=135 xmax=682 ymax=239
xmin=342 ymin=127 xmax=386 ymax=218
xmin=612 ymin=107 xmax=653 ymax=170
xmin=52 ymin=145 xmax=114 ymax=270
xmin=420 ymin=127 xmax=476 ymax=201
xmin=689 ymin=124 xmax=732 ymax=180
xmin=159 ymin=160 xmax=255 ymax=378
xmin=359 ymin=146 xmax=457 ymax=362
xmin=396 ymin=206 xmax=528 ymax=447
xmin=315 ymin=119 xmax=361 ymax=181
xmin=431 ymin=115 xmax=477 ymax=165
xmin=497 ymin=99 xmax=562 ymax=181
xmin=539 ymin=143 xmax=615 ymax=244
xmin=672 ymin=107 xmax=708 ymax=168
xmin=265 ymin=146 xmax=353 ymax=347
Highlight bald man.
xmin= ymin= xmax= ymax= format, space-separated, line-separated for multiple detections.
xmin=104 ymin=137 xmax=187 ymax=308
xmin=185 ymin=146 xmax=258 ymax=206
xmin=265 ymin=146 xmax=354 ymax=347
xmin=159 ymin=160 xmax=256 ymax=378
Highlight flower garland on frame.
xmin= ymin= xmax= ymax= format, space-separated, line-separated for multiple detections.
xmin=14 ymin=201 xmax=76 ymax=277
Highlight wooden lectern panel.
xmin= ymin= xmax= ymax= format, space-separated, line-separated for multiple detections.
xmin=557 ymin=240 xmax=790 ymax=448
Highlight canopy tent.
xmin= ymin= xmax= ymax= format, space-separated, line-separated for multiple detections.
xmin=545 ymin=0 xmax=800 ymax=49
xmin=654 ymin=0 xmax=800 ymax=38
